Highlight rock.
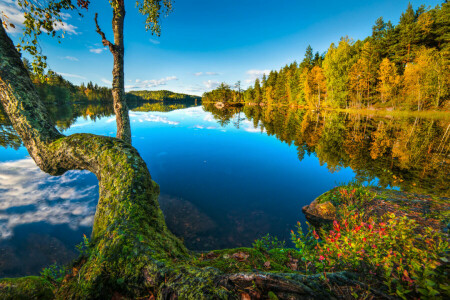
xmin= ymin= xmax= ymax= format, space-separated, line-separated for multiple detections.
xmin=302 ymin=200 xmax=336 ymax=228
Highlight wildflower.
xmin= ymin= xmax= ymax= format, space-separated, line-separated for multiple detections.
xmin=319 ymin=255 xmax=325 ymax=261
xmin=333 ymin=220 xmax=340 ymax=232
xmin=313 ymin=230 xmax=319 ymax=240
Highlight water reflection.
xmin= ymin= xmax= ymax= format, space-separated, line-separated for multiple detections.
xmin=0 ymin=158 xmax=98 ymax=277
xmin=0 ymin=101 xmax=448 ymax=277
xmin=203 ymin=103 xmax=450 ymax=197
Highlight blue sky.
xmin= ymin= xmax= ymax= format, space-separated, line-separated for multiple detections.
xmin=1 ymin=0 xmax=443 ymax=95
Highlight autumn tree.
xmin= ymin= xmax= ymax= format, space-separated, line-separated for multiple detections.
xmin=377 ymin=58 xmax=400 ymax=105
xmin=403 ymin=47 xmax=449 ymax=110
xmin=304 ymin=66 xmax=326 ymax=109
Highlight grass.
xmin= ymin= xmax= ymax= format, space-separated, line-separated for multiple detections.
xmin=334 ymin=108 xmax=450 ymax=120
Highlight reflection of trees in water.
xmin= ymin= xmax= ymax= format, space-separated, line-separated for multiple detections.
xmin=0 ymin=106 xmax=22 ymax=149
xmin=202 ymin=103 xmax=243 ymax=127
xmin=0 ymin=101 xmax=201 ymax=149
xmin=203 ymin=104 xmax=450 ymax=196
xmin=0 ymin=102 xmax=117 ymax=148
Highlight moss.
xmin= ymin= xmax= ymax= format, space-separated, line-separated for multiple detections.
xmin=191 ymin=247 xmax=298 ymax=274
xmin=0 ymin=276 xmax=54 ymax=300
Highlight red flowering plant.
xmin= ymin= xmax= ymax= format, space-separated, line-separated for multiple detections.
xmin=291 ymin=212 xmax=449 ymax=299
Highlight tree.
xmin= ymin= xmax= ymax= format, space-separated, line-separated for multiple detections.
xmin=377 ymin=58 xmax=400 ymax=104
xmin=403 ymin=47 xmax=449 ymax=110
xmin=300 ymin=45 xmax=314 ymax=69
xmin=9 ymin=0 xmax=173 ymax=145
xmin=323 ymin=38 xmax=354 ymax=108
xmin=234 ymin=80 xmax=242 ymax=101
xmin=254 ymin=78 xmax=262 ymax=103
xmin=304 ymin=66 xmax=326 ymax=109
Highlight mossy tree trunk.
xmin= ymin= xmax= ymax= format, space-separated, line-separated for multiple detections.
xmin=0 ymin=24 xmax=375 ymax=299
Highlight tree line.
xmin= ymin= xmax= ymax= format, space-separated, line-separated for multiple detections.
xmin=204 ymin=3 xmax=449 ymax=111
xmin=23 ymin=58 xmax=113 ymax=104
xmin=128 ymin=90 xmax=201 ymax=103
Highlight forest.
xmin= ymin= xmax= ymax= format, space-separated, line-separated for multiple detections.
xmin=128 ymin=90 xmax=201 ymax=103
xmin=203 ymin=3 xmax=449 ymax=111
xmin=22 ymin=58 xmax=113 ymax=104
xmin=22 ymin=58 xmax=200 ymax=106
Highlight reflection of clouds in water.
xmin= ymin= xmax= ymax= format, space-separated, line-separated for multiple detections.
xmin=203 ymin=114 xmax=216 ymax=122
xmin=129 ymin=112 xmax=179 ymax=125
xmin=0 ymin=158 xmax=97 ymax=239
xmin=241 ymin=120 xmax=265 ymax=133
xmin=182 ymin=106 xmax=204 ymax=117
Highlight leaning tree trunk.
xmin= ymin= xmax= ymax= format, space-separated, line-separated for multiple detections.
xmin=0 ymin=24 xmax=385 ymax=299
xmin=95 ymin=0 xmax=132 ymax=144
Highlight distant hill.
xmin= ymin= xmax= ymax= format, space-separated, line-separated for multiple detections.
xmin=127 ymin=90 xmax=201 ymax=104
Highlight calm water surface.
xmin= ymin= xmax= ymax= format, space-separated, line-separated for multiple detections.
xmin=0 ymin=102 xmax=448 ymax=277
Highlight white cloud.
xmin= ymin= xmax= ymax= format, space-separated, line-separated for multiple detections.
xmin=0 ymin=1 xmax=78 ymax=35
xmin=52 ymin=21 xmax=79 ymax=35
xmin=149 ymin=38 xmax=160 ymax=45
xmin=0 ymin=158 xmax=97 ymax=239
xmin=245 ymin=69 xmax=270 ymax=84
xmin=203 ymin=80 xmax=220 ymax=90
xmin=1 ymin=1 xmax=24 ymax=33
xmin=101 ymin=78 xmax=112 ymax=85
xmin=129 ymin=112 xmax=179 ymax=125
xmin=194 ymin=72 xmax=219 ymax=76
xmin=90 ymin=48 xmax=107 ymax=54
xmin=60 ymin=56 xmax=79 ymax=61
xmin=57 ymin=72 xmax=87 ymax=80
xmin=126 ymin=76 xmax=178 ymax=90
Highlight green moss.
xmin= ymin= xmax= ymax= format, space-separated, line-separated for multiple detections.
xmin=0 ymin=276 xmax=54 ymax=300
xmin=191 ymin=247 xmax=298 ymax=274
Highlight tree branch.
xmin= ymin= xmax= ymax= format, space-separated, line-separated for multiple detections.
xmin=94 ymin=13 xmax=115 ymax=53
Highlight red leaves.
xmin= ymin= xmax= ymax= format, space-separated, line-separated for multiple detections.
xmin=333 ymin=220 xmax=341 ymax=232
xmin=313 ymin=230 xmax=319 ymax=240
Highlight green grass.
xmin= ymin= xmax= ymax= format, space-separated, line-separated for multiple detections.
xmin=335 ymin=108 xmax=450 ymax=120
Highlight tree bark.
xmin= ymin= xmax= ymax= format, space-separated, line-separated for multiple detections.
xmin=95 ymin=1 xmax=132 ymax=144
xmin=0 ymin=24 xmax=389 ymax=299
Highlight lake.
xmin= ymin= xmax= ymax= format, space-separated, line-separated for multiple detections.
xmin=0 ymin=101 xmax=448 ymax=277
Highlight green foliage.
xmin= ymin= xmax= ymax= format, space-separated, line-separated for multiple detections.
xmin=136 ymin=0 xmax=173 ymax=36
xmin=202 ymin=83 xmax=236 ymax=103
xmin=252 ymin=234 xmax=286 ymax=252
xmin=75 ymin=234 xmax=91 ymax=256
xmin=40 ymin=263 xmax=68 ymax=284
xmin=128 ymin=90 xmax=200 ymax=103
